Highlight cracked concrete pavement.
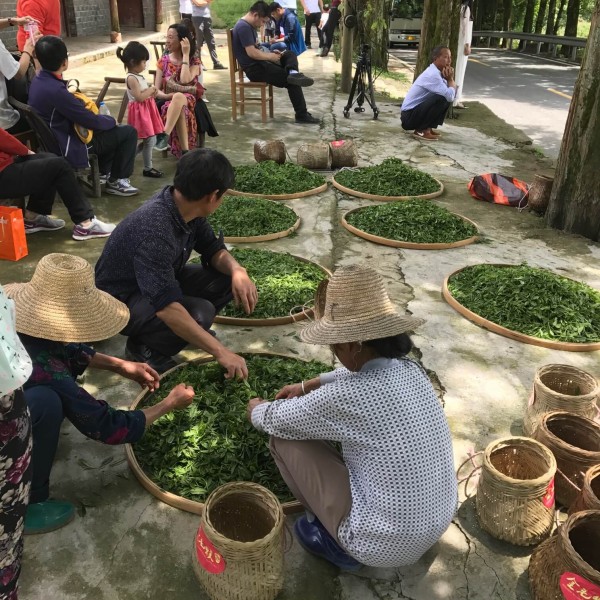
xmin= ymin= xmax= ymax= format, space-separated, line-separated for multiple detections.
xmin=4 ymin=32 xmax=598 ymax=600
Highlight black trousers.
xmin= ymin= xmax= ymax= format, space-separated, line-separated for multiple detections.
xmin=323 ymin=7 xmax=341 ymax=49
xmin=304 ymin=12 xmax=321 ymax=46
xmin=122 ymin=264 xmax=233 ymax=357
xmin=89 ymin=125 xmax=138 ymax=179
xmin=245 ymin=51 xmax=308 ymax=116
xmin=0 ymin=153 xmax=93 ymax=224
xmin=401 ymin=94 xmax=451 ymax=131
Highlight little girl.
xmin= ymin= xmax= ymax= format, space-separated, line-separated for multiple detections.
xmin=117 ymin=42 xmax=166 ymax=178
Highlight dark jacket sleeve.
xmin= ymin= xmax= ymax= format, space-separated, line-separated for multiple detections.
xmin=193 ymin=220 xmax=227 ymax=267
xmin=51 ymin=84 xmax=117 ymax=131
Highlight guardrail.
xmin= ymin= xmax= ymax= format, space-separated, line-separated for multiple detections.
xmin=473 ymin=30 xmax=587 ymax=60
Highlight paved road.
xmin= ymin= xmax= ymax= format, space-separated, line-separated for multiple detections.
xmin=389 ymin=47 xmax=579 ymax=158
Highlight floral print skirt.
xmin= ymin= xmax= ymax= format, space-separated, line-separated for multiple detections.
xmin=160 ymin=93 xmax=198 ymax=159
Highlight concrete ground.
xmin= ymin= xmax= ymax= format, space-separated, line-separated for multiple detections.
xmin=6 ymin=32 xmax=599 ymax=600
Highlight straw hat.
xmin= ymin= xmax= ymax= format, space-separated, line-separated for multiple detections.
xmin=5 ymin=253 xmax=129 ymax=343
xmin=301 ymin=265 xmax=425 ymax=345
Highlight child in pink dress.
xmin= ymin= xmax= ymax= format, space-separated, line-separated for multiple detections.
xmin=117 ymin=42 xmax=165 ymax=178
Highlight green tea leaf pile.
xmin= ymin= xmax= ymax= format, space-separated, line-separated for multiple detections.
xmin=335 ymin=158 xmax=440 ymax=196
xmin=447 ymin=264 xmax=600 ymax=343
xmin=220 ymin=248 xmax=326 ymax=319
xmin=346 ymin=200 xmax=477 ymax=244
xmin=207 ymin=196 xmax=297 ymax=238
xmin=133 ymin=356 xmax=329 ymax=502
xmin=234 ymin=161 xmax=326 ymax=195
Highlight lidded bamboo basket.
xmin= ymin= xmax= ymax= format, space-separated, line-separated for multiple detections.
xmin=254 ymin=140 xmax=286 ymax=164
xmin=475 ymin=437 xmax=556 ymax=546
xmin=192 ymin=481 xmax=285 ymax=600
xmin=529 ymin=510 xmax=600 ymax=600
xmin=524 ymin=364 xmax=599 ymax=437
xmin=527 ymin=174 xmax=554 ymax=214
xmin=297 ymin=143 xmax=331 ymax=170
xmin=569 ymin=464 xmax=600 ymax=515
xmin=329 ymin=139 xmax=358 ymax=168
xmin=534 ymin=412 xmax=600 ymax=508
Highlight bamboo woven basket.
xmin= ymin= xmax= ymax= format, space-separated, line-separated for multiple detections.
xmin=192 ymin=481 xmax=284 ymax=600
xmin=569 ymin=464 xmax=600 ymax=514
xmin=524 ymin=364 xmax=599 ymax=437
xmin=534 ymin=412 xmax=600 ymax=508
xmin=296 ymin=143 xmax=331 ymax=170
xmin=329 ymin=140 xmax=358 ymax=168
xmin=475 ymin=437 xmax=557 ymax=546
xmin=527 ymin=174 xmax=554 ymax=214
xmin=253 ymin=140 xmax=286 ymax=164
xmin=529 ymin=510 xmax=600 ymax=600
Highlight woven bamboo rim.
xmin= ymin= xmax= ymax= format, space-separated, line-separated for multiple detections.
xmin=524 ymin=364 xmax=599 ymax=436
xmin=341 ymin=207 xmax=479 ymax=250
xmin=534 ymin=411 xmax=600 ymax=508
xmin=569 ymin=464 xmax=600 ymax=514
xmin=222 ymin=214 xmax=301 ymax=244
xmin=214 ymin=254 xmax=331 ymax=327
xmin=125 ymin=353 xmax=312 ymax=515
xmin=193 ymin=482 xmax=284 ymax=600
xmin=227 ymin=182 xmax=328 ymax=200
xmin=529 ymin=510 xmax=600 ymax=600
xmin=442 ymin=264 xmax=600 ymax=352
xmin=331 ymin=175 xmax=444 ymax=201
xmin=475 ymin=436 xmax=556 ymax=545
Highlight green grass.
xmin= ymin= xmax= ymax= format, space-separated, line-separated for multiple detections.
xmin=380 ymin=70 xmax=409 ymax=83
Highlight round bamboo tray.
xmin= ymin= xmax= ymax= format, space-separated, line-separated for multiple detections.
xmin=442 ymin=264 xmax=600 ymax=352
xmin=227 ymin=182 xmax=328 ymax=201
xmin=331 ymin=175 xmax=444 ymax=201
xmin=341 ymin=207 xmax=479 ymax=250
xmin=214 ymin=254 xmax=331 ymax=327
xmin=125 ymin=353 xmax=316 ymax=516
xmin=222 ymin=214 xmax=301 ymax=244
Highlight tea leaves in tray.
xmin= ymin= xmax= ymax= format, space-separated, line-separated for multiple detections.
xmin=134 ymin=355 xmax=329 ymax=502
xmin=346 ymin=200 xmax=477 ymax=244
xmin=447 ymin=264 xmax=600 ymax=343
xmin=335 ymin=158 xmax=440 ymax=196
xmin=233 ymin=161 xmax=326 ymax=195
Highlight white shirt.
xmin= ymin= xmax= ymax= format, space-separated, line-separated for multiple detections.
xmin=279 ymin=0 xmax=299 ymax=9
xmin=401 ymin=62 xmax=457 ymax=112
xmin=0 ymin=40 xmax=20 ymax=130
xmin=179 ymin=0 xmax=193 ymax=13
xmin=252 ymin=358 xmax=457 ymax=567
xmin=304 ymin=0 xmax=321 ymax=12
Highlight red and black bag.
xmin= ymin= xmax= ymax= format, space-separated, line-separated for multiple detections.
xmin=468 ymin=173 xmax=530 ymax=208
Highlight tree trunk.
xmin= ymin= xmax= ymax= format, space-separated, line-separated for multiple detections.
xmin=535 ymin=0 xmax=549 ymax=32
xmin=415 ymin=0 xmax=456 ymax=77
xmin=553 ymin=0 xmax=567 ymax=32
xmin=520 ymin=0 xmax=536 ymax=49
xmin=564 ymin=0 xmax=580 ymax=36
xmin=546 ymin=0 xmax=557 ymax=34
xmin=109 ymin=0 xmax=120 ymax=32
xmin=546 ymin=0 xmax=600 ymax=241
xmin=501 ymin=0 xmax=512 ymax=47
xmin=358 ymin=0 xmax=392 ymax=69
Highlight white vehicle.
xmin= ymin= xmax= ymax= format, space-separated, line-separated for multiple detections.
xmin=389 ymin=0 xmax=424 ymax=47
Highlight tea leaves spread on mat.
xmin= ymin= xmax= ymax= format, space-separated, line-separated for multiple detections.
xmin=233 ymin=161 xmax=326 ymax=195
xmin=220 ymin=248 xmax=326 ymax=319
xmin=134 ymin=355 xmax=329 ymax=502
xmin=335 ymin=158 xmax=440 ymax=196
xmin=447 ymin=264 xmax=600 ymax=343
xmin=207 ymin=196 xmax=297 ymax=238
xmin=346 ymin=200 xmax=477 ymax=244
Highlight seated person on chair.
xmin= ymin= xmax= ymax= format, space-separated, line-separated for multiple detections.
xmin=0 ymin=128 xmax=115 ymax=240
xmin=232 ymin=1 xmax=320 ymax=124
xmin=28 ymin=36 xmax=140 ymax=196
xmin=400 ymin=45 xmax=457 ymax=141
xmin=95 ymin=149 xmax=258 ymax=377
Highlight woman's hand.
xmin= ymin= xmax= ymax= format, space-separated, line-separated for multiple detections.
xmin=247 ymin=397 xmax=266 ymax=422
xmin=13 ymin=16 xmax=37 ymax=27
xmin=275 ymin=383 xmax=304 ymax=399
xmin=117 ymin=360 xmax=160 ymax=391
xmin=181 ymin=37 xmax=191 ymax=57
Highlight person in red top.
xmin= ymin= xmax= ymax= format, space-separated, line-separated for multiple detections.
xmin=16 ymin=0 xmax=61 ymax=51
xmin=0 ymin=128 xmax=116 ymax=240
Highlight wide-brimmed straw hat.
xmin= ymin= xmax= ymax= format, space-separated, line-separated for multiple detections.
xmin=301 ymin=265 xmax=425 ymax=345
xmin=5 ymin=253 xmax=129 ymax=343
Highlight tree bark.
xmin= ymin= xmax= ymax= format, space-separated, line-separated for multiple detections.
xmin=553 ymin=0 xmax=567 ymax=32
xmin=358 ymin=0 xmax=391 ymax=69
xmin=415 ymin=0 xmax=456 ymax=77
xmin=520 ymin=0 xmax=536 ymax=49
xmin=546 ymin=0 xmax=600 ymax=241
xmin=535 ymin=0 xmax=549 ymax=32
xmin=564 ymin=0 xmax=580 ymax=36
xmin=546 ymin=0 xmax=557 ymax=34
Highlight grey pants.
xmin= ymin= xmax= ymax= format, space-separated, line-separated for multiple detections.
xmin=270 ymin=437 xmax=352 ymax=542
xmin=192 ymin=16 xmax=219 ymax=66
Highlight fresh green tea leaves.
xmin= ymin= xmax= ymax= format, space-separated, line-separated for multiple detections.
xmin=134 ymin=355 xmax=329 ymax=502
xmin=335 ymin=158 xmax=441 ymax=196
xmin=448 ymin=264 xmax=600 ymax=343
xmin=234 ymin=161 xmax=326 ymax=195
xmin=346 ymin=200 xmax=477 ymax=244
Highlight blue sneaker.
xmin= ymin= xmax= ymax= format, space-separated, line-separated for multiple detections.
xmin=294 ymin=516 xmax=362 ymax=571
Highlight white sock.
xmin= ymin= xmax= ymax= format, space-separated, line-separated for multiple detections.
xmin=289 ymin=69 xmax=299 ymax=74
xmin=306 ymin=510 xmax=316 ymax=523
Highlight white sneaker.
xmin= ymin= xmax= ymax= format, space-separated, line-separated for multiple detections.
xmin=72 ymin=217 xmax=116 ymax=241
xmin=24 ymin=214 xmax=66 ymax=234
xmin=105 ymin=178 xmax=139 ymax=196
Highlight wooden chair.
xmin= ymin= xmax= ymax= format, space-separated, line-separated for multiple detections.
xmin=227 ymin=29 xmax=274 ymax=123
xmin=150 ymin=40 xmax=167 ymax=61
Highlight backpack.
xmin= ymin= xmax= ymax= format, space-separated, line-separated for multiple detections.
xmin=468 ymin=173 xmax=530 ymax=208
xmin=66 ymin=79 xmax=98 ymax=144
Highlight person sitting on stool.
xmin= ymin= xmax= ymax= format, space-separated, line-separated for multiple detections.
xmin=400 ymin=46 xmax=457 ymax=141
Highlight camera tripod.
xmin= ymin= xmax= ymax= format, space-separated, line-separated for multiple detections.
xmin=343 ymin=44 xmax=379 ymax=120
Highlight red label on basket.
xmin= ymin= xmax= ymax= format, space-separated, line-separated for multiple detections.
xmin=195 ymin=526 xmax=226 ymax=574
xmin=542 ymin=478 xmax=555 ymax=508
xmin=331 ymin=140 xmax=345 ymax=148
xmin=560 ymin=572 xmax=600 ymax=599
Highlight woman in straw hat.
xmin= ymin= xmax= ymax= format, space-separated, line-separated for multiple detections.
xmin=248 ymin=265 xmax=457 ymax=570
xmin=5 ymin=254 xmax=195 ymax=535
xmin=0 ymin=284 xmax=33 ymax=599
